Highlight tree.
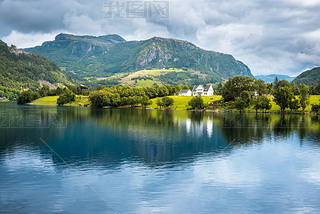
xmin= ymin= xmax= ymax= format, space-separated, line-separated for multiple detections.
xmin=309 ymin=84 xmax=315 ymax=95
xmin=240 ymin=90 xmax=252 ymax=110
xmin=299 ymin=83 xmax=310 ymax=113
xmin=221 ymin=76 xmax=255 ymax=101
xmin=253 ymin=98 xmax=262 ymax=113
xmin=266 ymin=83 xmax=274 ymax=95
xmin=254 ymin=79 xmax=268 ymax=96
xmin=291 ymin=82 xmax=299 ymax=95
xmin=32 ymin=92 xmax=40 ymax=100
xmin=234 ymin=97 xmax=246 ymax=113
xmin=157 ymin=85 xmax=169 ymax=97
xmin=126 ymin=96 xmax=141 ymax=107
xmin=314 ymin=80 xmax=320 ymax=95
xmin=17 ymin=91 xmax=34 ymax=104
xmin=261 ymin=96 xmax=272 ymax=112
xmin=254 ymin=96 xmax=272 ymax=113
xmin=273 ymin=86 xmax=294 ymax=113
xmin=156 ymin=99 xmax=164 ymax=108
xmin=216 ymin=83 xmax=223 ymax=95
xmin=274 ymin=76 xmax=280 ymax=89
xmin=57 ymin=90 xmax=75 ymax=106
xmin=89 ymin=91 xmax=106 ymax=108
xmin=55 ymin=87 xmax=64 ymax=95
xmin=278 ymin=80 xmax=291 ymax=88
xmin=188 ymin=96 xmax=204 ymax=109
xmin=140 ymin=96 xmax=152 ymax=108
xmin=289 ymin=98 xmax=300 ymax=112
xmin=156 ymin=96 xmax=174 ymax=109
xmin=311 ymin=102 xmax=320 ymax=114
xmin=38 ymin=85 xmax=50 ymax=97
xmin=96 ymin=84 xmax=106 ymax=90
xmin=161 ymin=96 xmax=174 ymax=107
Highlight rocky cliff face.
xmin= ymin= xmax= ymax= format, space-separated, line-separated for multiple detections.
xmin=24 ymin=33 xmax=253 ymax=82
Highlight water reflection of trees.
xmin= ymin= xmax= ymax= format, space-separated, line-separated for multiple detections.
xmin=1 ymin=104 xmax=320 ymax=169
xmin=220 ymin=113 xmax=320 ymax=147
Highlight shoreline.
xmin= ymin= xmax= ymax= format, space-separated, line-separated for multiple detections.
xmin=2 ymin=101 xmax=318 ymax=115
xmin=4 ymin=95 xmax=319 ymax=115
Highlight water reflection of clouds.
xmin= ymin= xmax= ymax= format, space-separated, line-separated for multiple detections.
xmin=193 ymin=154 xmax=262 ymax=188
xmin=300 ymin=158 xmax=320 ymax=186
xmin=3 ymin=146 xmax=55 ymax=173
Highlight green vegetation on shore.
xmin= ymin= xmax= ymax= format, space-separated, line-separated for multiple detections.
xmin=31 ymin=94 xmax=320 ymax=113
xmin=15 ymin=69 xmax=320 ymax=114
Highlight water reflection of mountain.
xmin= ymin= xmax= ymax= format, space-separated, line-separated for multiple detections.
xmin=1 ymin=103 xmax=320 ymax=169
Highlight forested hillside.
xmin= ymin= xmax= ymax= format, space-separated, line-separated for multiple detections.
xmin=0 ymin=40 xmax=72 ymax=100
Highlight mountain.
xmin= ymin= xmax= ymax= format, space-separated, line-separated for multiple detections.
xmin=0 ymin=40 xmax=73 ymax=100
xmin=24 ymin=33 xmax=253 ymax=86
xmin=255 ymin=74 xmax=294 ymax=83
xmin=293 ymin=67 xmax=320 ymax=86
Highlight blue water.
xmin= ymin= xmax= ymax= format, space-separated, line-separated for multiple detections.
xmin=0 ymin=102 xmax=320 ymax=213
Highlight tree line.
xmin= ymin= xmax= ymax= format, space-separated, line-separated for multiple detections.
xmin=89 ymin=85 xmax=185 ymax=108
xmin=219 ymin=76 xmax=319 ymax=113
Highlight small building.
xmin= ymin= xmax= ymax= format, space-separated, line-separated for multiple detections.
xmin=179 ymin=89 xmax=192 ymax=96
xmin=192 ymin=85 xmax=214 ymax=96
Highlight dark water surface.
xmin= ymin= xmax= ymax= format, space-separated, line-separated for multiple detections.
xmin=1 ymin=102 xmax=320 ymax=213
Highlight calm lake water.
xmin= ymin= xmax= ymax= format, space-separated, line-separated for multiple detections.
xmin=1 ymin=102 xmax=320 ymax=213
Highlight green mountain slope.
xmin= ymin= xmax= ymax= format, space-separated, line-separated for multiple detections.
xmin=24 ymin=34 xmax=253 ymax=84
xmin=293 ymin=67 xmax=320 ymax=86
xmin=255 ymin=74 xmax=294 ymax=83
xmin=0 ymin=40 xmax=73 ymax=100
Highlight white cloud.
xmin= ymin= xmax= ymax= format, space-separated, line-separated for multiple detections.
xmin=2 ymin=30 xmax=60 ymax=48
xmin=1 ymin=0 xmax=320 ymax=75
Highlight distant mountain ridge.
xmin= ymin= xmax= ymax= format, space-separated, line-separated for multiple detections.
xmin=255 ymin=74 xmax=295 ymax=83
xmin=24 ymin=33 xmax=253 ymax=85
xmin=0 ymin=40 xmax=72 ymax=100
xmin=293 ymin=67 xmax=320 ymax=86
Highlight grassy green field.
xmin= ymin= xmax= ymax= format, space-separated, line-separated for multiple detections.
xmin=102 ymin=69 xmax=193 ymax=87
xmin=31 ymin=96 xmax=90 ymax=107
xmin=149 ymin=96 xmax=223 ymax=110
xmin=31 ymin=96 xmax=59 ymax=106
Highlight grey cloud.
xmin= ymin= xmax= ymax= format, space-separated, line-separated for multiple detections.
xmin=1 ymin=0 xmax=320 ymax=75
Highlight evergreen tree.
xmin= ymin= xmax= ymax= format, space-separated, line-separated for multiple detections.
xmin=274 ymin=76 xmax=280 ymax=89
xmin=299 ymin=83 xmax=310 ymax=113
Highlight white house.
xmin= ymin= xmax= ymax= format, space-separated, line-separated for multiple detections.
xmin=192 ymin=85 xmax=214 ymax=96
xmin=179 ymin=89 xmax=192 ymax=96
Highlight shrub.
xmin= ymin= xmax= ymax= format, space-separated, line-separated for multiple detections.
xmin=57 ymin=90 xmax=75 ymax=106
xmin=188 ymin=96 xmax=204 ymax=109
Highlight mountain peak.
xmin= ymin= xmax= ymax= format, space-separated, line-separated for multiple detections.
xmin=54 ymin=33 xmax=125 ymax=43
xmin=24 ymin=34 xmax=253 ymax=83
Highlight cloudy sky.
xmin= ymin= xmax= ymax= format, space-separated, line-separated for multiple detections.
xmin=1 ymin=0 xmax=320 ymax=76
